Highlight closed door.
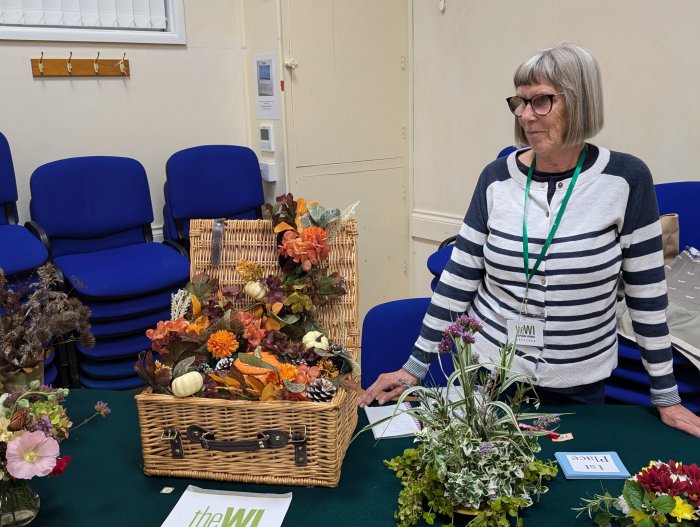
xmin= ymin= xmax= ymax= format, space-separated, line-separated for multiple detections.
xmin=281 ymin=0 xmax=410 ymax=320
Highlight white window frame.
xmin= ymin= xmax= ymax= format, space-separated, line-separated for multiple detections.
xmin=0 ymin=0 xmax=186 ymax=45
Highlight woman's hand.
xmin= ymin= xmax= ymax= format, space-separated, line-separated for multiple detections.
xmin=357 ymin=369 xmax=419 ymax=407
xmin=657 ymin=404 xmax=700 ymax=437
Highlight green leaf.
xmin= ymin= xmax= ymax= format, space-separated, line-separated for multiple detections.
xmin=636 ymin=519 xmax=654 ymax=527
xmin=172 ymin=356 xmax=195 ymax=378
xmin=593 ymin=511 xmax=613 ymax=527
xmin=652 ymin=494 xmax=675 ymax=514
xmin=236 ymin=352 xmax=280 ymax=374
xmin=282 ymin=378 xmax=306 ymax=393
xmin=622 ymin=480 xmax=645 ymax=511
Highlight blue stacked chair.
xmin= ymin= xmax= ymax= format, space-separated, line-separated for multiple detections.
xmin=1 ymin=131 xmax=56 ymax=381
xmin=361 ymin=297 xmax=454 ymax=389
xmin=0 ymin=131 xmax=48 ymax=281
xmin=163 ymin=145 xmax=264 ymax=248
xmin=606 ymin=181 xmax=700 ymax=411
xmin=28 ymin=156 xmax=190 ymax=389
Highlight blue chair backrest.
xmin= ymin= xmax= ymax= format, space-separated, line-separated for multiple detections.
xmin=655 ymin=181 xmax=700 ymax=251
xmin=164 ymin=145 xmax=264 ymax=240
xmin=0 ymin=131 xmax=19 ymax=225
xmin=30 ymin=156 xmax=154 ymax=257
xmin=361 ymin=298 xmax=454 ymax=389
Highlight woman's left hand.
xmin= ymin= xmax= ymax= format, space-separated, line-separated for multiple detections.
xmin=657 ymin=404 xmax=700 ymax=437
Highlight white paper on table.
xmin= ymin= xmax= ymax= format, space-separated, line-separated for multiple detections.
xmin=161 ymin=485 xmax=292 ymax=527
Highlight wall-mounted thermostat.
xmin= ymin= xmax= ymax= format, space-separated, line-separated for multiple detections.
xmin=259 ymin=125 xmax=274 ymax=152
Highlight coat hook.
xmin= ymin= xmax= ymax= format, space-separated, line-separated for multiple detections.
xmin=118 ymin=52 xmax=127 ymax=75
xmin=94 ymin=52 xmax=100 ymax=74
xmin=67 ymin=51 xmax=73 ymax=74
xmin=38 ymin=51 xmax=45 ymax=75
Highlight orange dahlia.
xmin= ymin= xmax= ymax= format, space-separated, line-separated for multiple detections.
xmin=206 ymin=330 xmax=239 ymax=359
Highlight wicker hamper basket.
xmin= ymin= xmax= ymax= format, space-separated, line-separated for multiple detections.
xmin=135 ymin=219 xmax=359 ymax=487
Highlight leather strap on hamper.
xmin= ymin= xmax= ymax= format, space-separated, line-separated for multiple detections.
xmin=210 ymin=218 xmax=226 ymax=268
xmin=160 ymin=425 xmax=307 ymax=466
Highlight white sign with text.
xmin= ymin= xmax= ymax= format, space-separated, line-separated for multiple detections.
xmin=161 ymin=485 xmax=292 ymax=527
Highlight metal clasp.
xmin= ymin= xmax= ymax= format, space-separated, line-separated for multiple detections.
xmin=160 ymin=428 xmax=179 ymax=441
xmin=289 ymin=425 xmax=307 ymax=442
xmin=200 ymin=430 xmax=214 ymax=449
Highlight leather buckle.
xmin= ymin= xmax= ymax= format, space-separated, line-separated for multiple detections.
xmin=160 ymin=428 xmax=178 ymax=441
xmin=289 ymin=425 xmax=306 ymax=442
xmin=289 ymin=425 xmax=307 ymax=467
xmin=161 ymin=427 xmax=183 ymax=459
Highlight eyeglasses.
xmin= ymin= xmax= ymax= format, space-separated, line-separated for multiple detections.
xmin=506 ymin=93 xmax=563 ymax=117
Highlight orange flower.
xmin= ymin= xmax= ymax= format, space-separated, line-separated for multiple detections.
xmin=301 ymin=226 xmax=331 ymax=264
xmin=236 ymin=311 xmax=266 ymax=348
xmin=207 ymin=330 xmax=239 ymax=359
xmin=278 ymin=363 xmax=299 ymax=383
xmin=301 ymin=226 xmax=327 ymax=243
xmin=146 ymin=318 xmax=189 ymax=341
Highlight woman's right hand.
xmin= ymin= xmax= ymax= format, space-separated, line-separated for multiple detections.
xmin=357 ymin=369 xmax=419 ymax=407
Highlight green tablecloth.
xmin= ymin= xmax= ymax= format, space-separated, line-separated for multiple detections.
xmin=28 ymin=389 xmax=698 ymax=527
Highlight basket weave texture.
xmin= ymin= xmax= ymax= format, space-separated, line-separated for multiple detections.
xmin=136 ymin=218 xmax=359 ymax=487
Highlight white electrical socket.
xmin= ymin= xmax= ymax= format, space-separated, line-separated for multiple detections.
xmin=259 ymin=162 xmax=277 ymax=182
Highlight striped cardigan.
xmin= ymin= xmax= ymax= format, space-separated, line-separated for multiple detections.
xmin=404 ymin=146 xmax=680 ymax=406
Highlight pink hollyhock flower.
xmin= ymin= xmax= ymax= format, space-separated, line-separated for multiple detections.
xmin=6 ymin=430 xmax=60 ymax=479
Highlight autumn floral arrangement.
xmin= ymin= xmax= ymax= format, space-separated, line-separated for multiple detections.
xmin=135 ymin=194 xmax=359 ymax=403
xmin=576 ymin=460 xmax=700 ymax=526
xmin=0 ymin=382 xmax=110 ymax=481
xmin=374 ymin=316 xmax=559 ymax=527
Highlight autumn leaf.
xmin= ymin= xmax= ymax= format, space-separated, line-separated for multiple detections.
xmin=245 ymin=375 xmax=265 ymax=395
xmin=192 ymin=295 xmax=202 ymax=318
xmin=260 ymin=382 xmax=277 ymax=401
xmin=273 ymin=221 xmax=295 ymax=233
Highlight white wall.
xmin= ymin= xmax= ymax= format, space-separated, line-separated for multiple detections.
xmin=411 ymin=0 xmax=700 ymax=296
xmin=2 ymin=0 xmax=249 ymax=234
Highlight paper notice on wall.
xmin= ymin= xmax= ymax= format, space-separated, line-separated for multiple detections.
xmin=161 ymin=485 xmax=292 ymax=527
xmin=255 ymin=53 xmax=279 ymax=119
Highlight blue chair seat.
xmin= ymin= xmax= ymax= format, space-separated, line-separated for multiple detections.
xmin=83 ymin=289 xmax=173 ymax=321
xmin=54 ymin=243 xmax=188 ymax=299
xmin=44 ymin=363 xmax=58 ymax=386
xmin=0 ymin=225 xmax=48 ymax=275
xmin=79 ymin=374 xmax=144 ymax=390
xmin=362 ymin=297 xmax=454 ymax=389
xmin=76 ymin=333 xmax=153 ymax=360
xmin=79 ymin=356 xmax=142 ymax=378
xmin=83 ymin=308 xmax=171 ymax=340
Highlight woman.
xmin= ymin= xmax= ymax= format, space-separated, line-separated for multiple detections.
xmin=358 ymin=42 xmax=700 ymax=437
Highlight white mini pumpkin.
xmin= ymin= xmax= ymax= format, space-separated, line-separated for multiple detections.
xmin=244 ymin=280 xmax=268 ymax=301
xmin=171 ymin=371 xmax=204 ymax=397
xmin=302 ymin=330 xmax=329 ymax=351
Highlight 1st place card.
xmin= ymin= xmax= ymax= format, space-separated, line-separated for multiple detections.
xmin=555 ymin=451 xmax=631 ymax=479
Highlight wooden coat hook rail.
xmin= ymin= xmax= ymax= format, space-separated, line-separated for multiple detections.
xmin=31 ymin=52 xmax=130 ymax=77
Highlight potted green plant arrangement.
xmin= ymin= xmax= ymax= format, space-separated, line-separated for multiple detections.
xmin=373 ymin=315 xmax=559 ymax=527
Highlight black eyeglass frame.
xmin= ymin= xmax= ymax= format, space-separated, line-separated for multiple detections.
xmin=505 ymin=93 xmax=564 ymax=117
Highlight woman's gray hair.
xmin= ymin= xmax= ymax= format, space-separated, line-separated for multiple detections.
xmin=513 ymin=42 xmax=604 ymax=147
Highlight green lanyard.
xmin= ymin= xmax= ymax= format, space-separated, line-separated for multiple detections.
xmin=522 ymin=145 xmax=588 ymax=293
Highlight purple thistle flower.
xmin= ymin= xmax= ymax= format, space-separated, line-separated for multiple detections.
xmin=438 ymin=337 xmax=452 ymax=354
xmin=478 ymin=441 xmax=493 ymax=457
xmin=94 ymin=401 xmax=111 ymax=417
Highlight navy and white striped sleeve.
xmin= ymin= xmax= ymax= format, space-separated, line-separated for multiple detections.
xmin=618 ymin=156 xmax=680 ymax=406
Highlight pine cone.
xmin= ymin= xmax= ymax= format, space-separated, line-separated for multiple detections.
xmin=306 ymin=378 xmax=337 ymax=402
xmin=8 ymin=408 xmax=29 ymax=431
